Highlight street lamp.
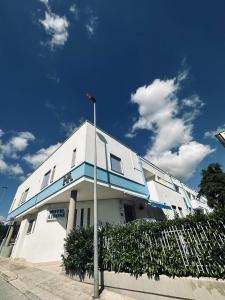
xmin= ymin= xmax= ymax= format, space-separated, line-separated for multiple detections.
xmin=0 ymin=186 xmax=8 ymax=203
xmin=215 ymin=131 xmax=225 ymax=147
xmin=86 ymin=93 xmax=99 ymax=298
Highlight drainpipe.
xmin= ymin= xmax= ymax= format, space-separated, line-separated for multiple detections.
xmin=66 ymin=190 xmax=77 ymax=236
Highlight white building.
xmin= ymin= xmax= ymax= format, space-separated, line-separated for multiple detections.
xmin=6 ymin=121 xmax=210 ymax=263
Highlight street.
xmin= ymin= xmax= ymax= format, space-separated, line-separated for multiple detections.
xmin=0 ymin=277 xmax=28 ymax=300
xmin=0 ymin=258 xmax=135 ymax=300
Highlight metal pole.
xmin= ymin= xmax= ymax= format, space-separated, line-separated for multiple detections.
xmin=93 ymin=101 xmax=99 ymax=298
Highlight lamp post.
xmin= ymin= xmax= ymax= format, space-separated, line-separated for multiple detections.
xmin=86 ymin=93 xmax=99 ymax=298
xmin=1 ymin=186 xmax=8 ymax=202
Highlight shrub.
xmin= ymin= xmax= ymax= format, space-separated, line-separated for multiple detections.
xmin=63 ymin=211 xmax=225 ymax=279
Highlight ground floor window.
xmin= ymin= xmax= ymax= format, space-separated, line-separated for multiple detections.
xmin=27 ymin=219 xmax=35 ymax=234
xmin=80 ymin=208 xmax=84 ymax=227
xmin=124 ymin=204 xmax=136 ymax=223
xmin=87 ymin=208 xmax=90 ymax=226
xmin=73 ymin=207 xmax=91 ymax=228
xmin=73 ymin=209 xmax=77 ymax=228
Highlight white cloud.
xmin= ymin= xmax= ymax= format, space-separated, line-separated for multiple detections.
xmin=45 ymin=100 xmax=63 ymax=120
xmin=40 ymin=12 xmax=69 ymax=49
xmin=9 ymin=164 xmax=24 ymax=175
xmin=0 ymin=129 xmax=4 ymax=137
xmin=127 ymin=70 xmax=214 ymax=181
xmin=204 ymin=124 xmax=225 ymax=139
xmin=149 ymin=142 xmax=213 ymax=181
xmin=0 ymin=131 xmax=35 ymax=159
xmin=125 ymin=132 xmax=136 ymax=138
xmin=86 ymin=15 xmax=98 ymax=37
xmin=0 ymin=159 xmax=24 ymax=176
xmin=70 ymin=4 xmax=79 ymax=19
xmin=0 ymin=216 xmax=5 ymax=223
xmin=0 ymin=159 xmax=8 ymax=173
xmin=23 ymin=143 xmax=61 ymax=169
xmin=61 ymin=122 xmax=78 ymax=137
xmin=39 ymin=0 xmax=49 ymax=5
xmin=0 ymin=130 xmax=35 ymax=177
xmin=39 ymin=0 xmax=69 ymax=50
xmin=46 ymin=73 xmax=60 ymax=83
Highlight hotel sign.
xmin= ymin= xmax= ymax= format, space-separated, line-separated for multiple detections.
xmin=47 ymin=208 xmax=66 ymax=221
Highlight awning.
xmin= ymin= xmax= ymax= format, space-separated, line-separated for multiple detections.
xmin=148 ymin=201 xmax=172 ymax=210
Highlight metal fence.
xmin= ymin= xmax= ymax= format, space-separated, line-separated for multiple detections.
xmin=102 ymin=220 xmax=225 ymax=277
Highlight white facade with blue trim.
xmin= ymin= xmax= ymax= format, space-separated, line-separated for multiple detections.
xmin=7 ymin=121 xmax=210 ymax=263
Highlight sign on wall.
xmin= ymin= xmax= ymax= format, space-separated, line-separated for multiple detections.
xmin=47 ymin=208 xmax=66 ymax=221
xmin=63 ymin=172 xmax=73 ymax=186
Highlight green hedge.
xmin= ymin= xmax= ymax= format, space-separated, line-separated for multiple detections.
xmin=62 ymin=211 xmax=225 ymax=279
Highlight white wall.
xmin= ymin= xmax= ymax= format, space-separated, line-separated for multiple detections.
xmin=75 ymin=199 xmax=123 ymax=227
xmin=147 ymin=180 xmax=189 ymax=218
xmin=10 ymin=123 xmax=87 ymax=212
xmin=142 ymin=158 xmax=211 ymax=214
xmin=12 ymin=203 xmax=68 ymax=263
xmin=10 ymin=122 xmax=145 ymax=215
xmin=12 ymin=198 xmax=123 ymax=262
xmin=11 ymin=218 xmax=28 ymax=259
xmin=85 ymin=123 xmax=144 ymax=185
xmin=76 ymin=271 xmax=225 ymax=300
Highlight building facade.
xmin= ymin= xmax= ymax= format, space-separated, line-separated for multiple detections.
xmin=6 ymin=121 xmax=210 ymax=263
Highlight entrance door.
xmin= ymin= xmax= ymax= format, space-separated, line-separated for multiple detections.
xmin=124 ymin=204 xmax=136 ymax=223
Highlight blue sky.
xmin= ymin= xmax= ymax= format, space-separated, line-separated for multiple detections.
xmin=0 ymin=0 xmax=225 ymax=219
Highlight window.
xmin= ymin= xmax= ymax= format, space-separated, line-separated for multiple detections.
xmin=50 ymin=166 xmax=56 ymax=183
xmin=80 ymin=208 xmax=84 ymax=227
xmin=73 ymin=209 xmax=77 ymax=228
xmin=41 ymin=170 xmax=51 ymax=189
xmin=178 ymin=207 xmax=184 ymax=217
xmin=27 ymin=219 xmax=35 ymax=234
xmin=172 ymin=205 xmax=179 ymax=218
xmin=174 ymin=184 xmax=179 ymax=193
xmin=110 ymin=154 xmax=123 ymax=174
xmin=87 ymin=208 xmax=91 ymax=226
xmin=71 ymin=149 xmax=76 ymax=168
xmin=20 ymin=188 xmax=29 ymax=205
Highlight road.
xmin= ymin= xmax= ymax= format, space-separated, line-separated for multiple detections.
xmin=0 ymin=276 xmax=28 ymax=300
xmin=0 ymin=258 xmax=135 ymax=300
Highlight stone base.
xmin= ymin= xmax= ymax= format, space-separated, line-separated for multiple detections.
xmin=0 ymin=246 xmax=13 ymax=257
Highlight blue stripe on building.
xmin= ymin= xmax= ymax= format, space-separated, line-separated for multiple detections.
xmin=7 ymin=162 xmax=149 ymax=220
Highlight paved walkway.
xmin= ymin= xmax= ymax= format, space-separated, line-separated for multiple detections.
xmin=0 ymin=276 xmax=29 ymax=300
xmin=0 ymin=258 xmax=135 ymax=300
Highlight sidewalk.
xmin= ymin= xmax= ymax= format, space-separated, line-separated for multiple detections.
xmin=0 ymin=258 xmax=135 ymax=300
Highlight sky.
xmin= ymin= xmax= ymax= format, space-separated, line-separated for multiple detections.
xmin=0 ymin=0 xmax=225 ymax=219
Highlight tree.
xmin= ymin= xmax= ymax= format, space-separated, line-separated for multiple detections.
xmin=198 ymin=163 xmax=225 ymax=210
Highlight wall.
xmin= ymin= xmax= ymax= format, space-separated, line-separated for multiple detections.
xmin=142 ymin=158 xmax=210 ymax=213
xmin=85 ymin=123 xmax=145 ymax=186
xmin=75 ymin=199 xmax=123 ymax=227
xmin=10 ymin=121 xmax=146 ymax=216
xmin=10 ymin=123 xmax=88 ymax=212
xmin=147 ymin=180 xmax=189 ymax=218
xmin=191 ymin=199 xmax=212 ymax=213
xmin=73 ymin=271 xmax=225 ymax=300
xmin=12 ymin=198 xmax=123 ymax=262
xmin=12 ymin=203 xmax=68 ymax=263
